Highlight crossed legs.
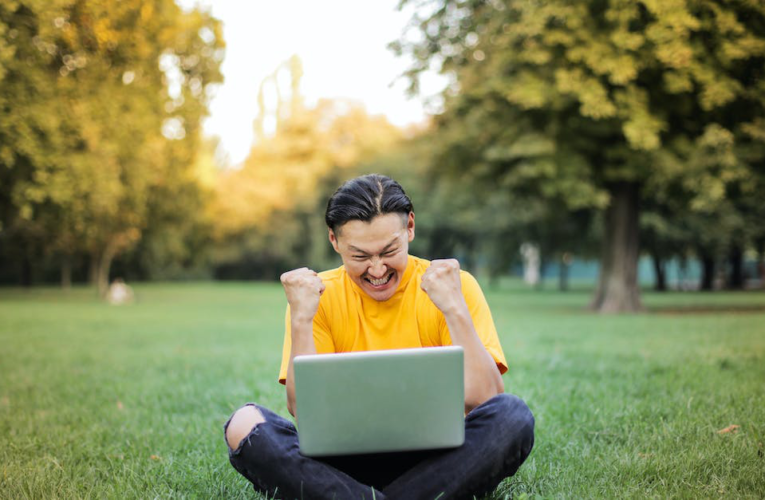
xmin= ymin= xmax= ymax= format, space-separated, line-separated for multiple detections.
xmin=224 ymin=394 xmax=534 ymax=500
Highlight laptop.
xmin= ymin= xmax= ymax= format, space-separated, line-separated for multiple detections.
xmin=293 ymin=346 xmax=465 ymax=457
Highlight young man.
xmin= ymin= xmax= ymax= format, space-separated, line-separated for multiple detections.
xmin=224 ymin=174 xmax=534 ymax=499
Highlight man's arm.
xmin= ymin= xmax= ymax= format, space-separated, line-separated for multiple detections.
xmin=421 ymin=259 xmax=504 ymax=413
xmin=285 ymin=315 xmax=316 ymax=418
xmin=280 ymin=268 xmax=325 ymax=418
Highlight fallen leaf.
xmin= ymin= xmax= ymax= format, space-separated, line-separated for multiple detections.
xmin=717 ymin=424 xmax=740 ymax=434
xmin=150 ymin=455 xmax=161 ymax=461
xmin=116 ymin=400 xmax=124 ymax=410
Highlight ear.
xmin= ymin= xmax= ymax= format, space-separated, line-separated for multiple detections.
xmin=406 ymin=212 xmax=415 ymax=242
xmin=328 ymin=228 xmax=340 ymax=253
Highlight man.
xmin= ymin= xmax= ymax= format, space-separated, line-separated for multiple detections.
xmin=224 ymin=174 xmax=534 ymax=499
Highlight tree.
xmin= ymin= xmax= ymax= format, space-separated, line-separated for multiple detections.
xmin=0 ymin=0 xmax=224 ymax=291
xmin=394 ymin=0 xmax=765 ymax=312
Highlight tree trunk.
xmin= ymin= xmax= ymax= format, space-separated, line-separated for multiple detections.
xmin=558 ymin=254 xmax=569 ymax=291
xmin=727 ymin=245 xmax=744 ymax=290
xmin=700 ymin=252 xmax=715 ymax=291
xmin=89 ymin=255 xmax=99 ymax=286
xmin=89 ymin=239 xmax=120 ymax=297
xmin=590 ymin=181 xmax=642 ymax=313
xmin=97 ymin=243 xmax=119 ymax=297
xmin=61 ymin=255 xmax=72 ymax=290
xmin=650 ymin=250 xmax=666 ymax=291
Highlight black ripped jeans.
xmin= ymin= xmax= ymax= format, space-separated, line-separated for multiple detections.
xmin=224 ymin=393 xmax=534 ymax=500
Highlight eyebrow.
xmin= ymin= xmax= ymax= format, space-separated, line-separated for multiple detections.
xmin=348 ymin=237 xmax=399 ymax=256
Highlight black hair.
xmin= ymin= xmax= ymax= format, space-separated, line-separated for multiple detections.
xmin=325 ymin=174 xmax=413 ymax=232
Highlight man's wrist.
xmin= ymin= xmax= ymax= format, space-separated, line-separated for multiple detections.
xmin=440 ymin=298 xmax=470 ymax=320
xmin=442 ymin=302 xmax=480 ymax=341
xmin=290 ymin=312 xmax=315 ymax=327
xmin=290 ymin=316 xmax=316 ymax=355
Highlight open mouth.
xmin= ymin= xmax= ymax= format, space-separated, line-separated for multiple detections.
xmin=364 ymin=272 xmax=395 ymax=288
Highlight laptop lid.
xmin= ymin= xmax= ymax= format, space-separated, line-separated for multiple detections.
xmin=293 ymin=346 xmax=464 ymax=457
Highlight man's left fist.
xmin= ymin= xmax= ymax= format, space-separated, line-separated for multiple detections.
xmin=420 ymin=259 xmax=465 ymax=314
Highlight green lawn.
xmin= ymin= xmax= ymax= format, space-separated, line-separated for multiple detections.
xmin=1 ymin=281 xmax=764 ymax=499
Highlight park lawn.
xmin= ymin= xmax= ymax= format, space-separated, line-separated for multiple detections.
xmin=0 ymin=281 xmax=764 ymax=499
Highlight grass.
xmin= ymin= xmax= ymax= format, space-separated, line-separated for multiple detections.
xmin=1 ymin=281 xmax=764 ymax=499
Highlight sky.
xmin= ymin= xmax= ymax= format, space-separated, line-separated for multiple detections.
xmin=178 ymin=0 xmax=443 ymax=167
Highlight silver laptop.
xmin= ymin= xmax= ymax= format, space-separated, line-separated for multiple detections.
xmin=293 ymin=346 xmax=465 ymax=457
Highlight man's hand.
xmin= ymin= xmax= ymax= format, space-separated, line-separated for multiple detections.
xmin=420 ymin=259 xmax=466 ymax=315
xmin=280 ymin=268 xmax=325 ymax=324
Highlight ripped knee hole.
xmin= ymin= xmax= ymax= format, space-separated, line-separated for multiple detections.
xmin=226 ymin=406 xmax=266 ymax=450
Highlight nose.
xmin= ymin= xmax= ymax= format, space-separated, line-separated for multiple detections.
xmin=368 ymin=257 xmax=387 ymax=278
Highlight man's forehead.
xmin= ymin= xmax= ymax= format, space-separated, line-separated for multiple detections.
xmin=345 ymin=235 xmax=402 ymax=254
xmin=334 ymin=213 xmax=408 ymax=238
xmin=335 ymin=216 xmax=407 ymax=250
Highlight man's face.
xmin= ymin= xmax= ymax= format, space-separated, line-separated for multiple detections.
xmin=329 ymin=212 xmax=415 ymax=302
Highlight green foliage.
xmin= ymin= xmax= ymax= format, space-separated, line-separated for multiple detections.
xmin=395 ymin=0 xmax=765 ymax=306
xmin=0 ymin=0 xmax=224 ymax=287
xmin=396 ymin=0 xmax=765 ymax=197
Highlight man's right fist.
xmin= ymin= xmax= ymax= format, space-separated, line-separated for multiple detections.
xmin=280 ymin=267 xmax=325 ymax=323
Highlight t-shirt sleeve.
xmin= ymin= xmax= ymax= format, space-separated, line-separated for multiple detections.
xmin=459 ymin=271 xmax=508 ymax=374
xmin=278 ymin=303 xmax=334 ymax=385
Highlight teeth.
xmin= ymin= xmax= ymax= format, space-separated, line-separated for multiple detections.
xmin=368 ymin=274 xmax=392 ymax=286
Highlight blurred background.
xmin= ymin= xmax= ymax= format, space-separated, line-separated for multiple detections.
xmin=1 ymin=0 xmax=764 ymax=313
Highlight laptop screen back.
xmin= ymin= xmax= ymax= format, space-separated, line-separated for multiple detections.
xmin=293 ymin=346 xmax=465 ymax=457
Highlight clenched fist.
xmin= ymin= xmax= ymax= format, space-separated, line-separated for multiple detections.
xmin=420 ymin=259 xmax=466 ymax=315
xmin=280 ymin=267 xmax=326 ymax=324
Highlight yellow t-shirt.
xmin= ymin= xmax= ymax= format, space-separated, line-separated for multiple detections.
xmin=278 ymin=255 xmax=507 ymax=384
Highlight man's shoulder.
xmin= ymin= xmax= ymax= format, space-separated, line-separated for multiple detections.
xmin=407 ymin=254 xmax=430 ymax=276
xmin=317 ymin=265 xmax=344 ymax=282
xmin=319 ymin=266 xmax=345 ymax=287
xmin=317 ymin=265 xmax=347 ymax=296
